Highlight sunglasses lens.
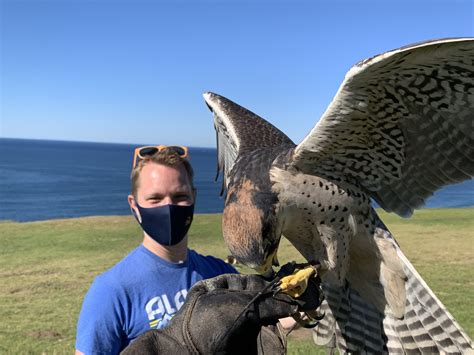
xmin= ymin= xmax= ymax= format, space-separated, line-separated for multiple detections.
xmin=139 ymin=147 xmax=159 ymax=157
xmin=167 ymin=146 xmax=186 ymax=157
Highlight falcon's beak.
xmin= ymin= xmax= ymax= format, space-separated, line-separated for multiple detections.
xmin=254 ymin=245 xmax=279 ymax=275
xmin=259 ymin=267 xmax=276 ymax=279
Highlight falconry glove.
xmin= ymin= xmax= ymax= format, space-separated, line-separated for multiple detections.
xmin=121 ymin=273 xmax=321 ymax=355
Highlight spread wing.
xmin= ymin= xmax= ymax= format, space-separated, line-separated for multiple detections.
xmin=291 ymin=38 xmax=474 ymax=217
xmin=203 ymin=92 xmax=294 ymax=194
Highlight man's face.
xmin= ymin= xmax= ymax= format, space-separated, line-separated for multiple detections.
xmin=128 ymin=163 xmax=195 ymax=214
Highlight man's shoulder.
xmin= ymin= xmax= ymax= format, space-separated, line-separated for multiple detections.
xmin=189 ymin=250 xmax=238 ymax=275
xmin=93 ymin=246 xmax=149 ymax=289
xmin=76 ymin=247 xmax=148 ymax=354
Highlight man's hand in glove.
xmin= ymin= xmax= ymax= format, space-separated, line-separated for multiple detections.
xmin=122 ymin=273 xmax=321 ymax=355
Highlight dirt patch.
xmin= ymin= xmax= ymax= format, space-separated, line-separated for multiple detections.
xmin=27 ymin=330 xmax=62 ymax=339
xmin=9 ymin=287 xmax=23 ymax=294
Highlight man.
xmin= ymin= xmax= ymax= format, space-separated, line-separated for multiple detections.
xmin=75 ymin=145 xmax=237 ymax=354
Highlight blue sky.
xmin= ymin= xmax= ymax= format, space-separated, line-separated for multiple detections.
xmin=1 ymin=0 xmax=473 ymax=147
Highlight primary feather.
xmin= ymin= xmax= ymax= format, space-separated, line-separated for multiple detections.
xmin=292 ymin=38 xmax=474 ymax=217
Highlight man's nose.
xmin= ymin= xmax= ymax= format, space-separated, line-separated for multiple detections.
xmin=161 ymin=196 xmax=173 ymax=205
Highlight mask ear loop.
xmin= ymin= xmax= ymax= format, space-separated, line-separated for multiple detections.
xmin=130 ymin=199 xmax=142 ymax=224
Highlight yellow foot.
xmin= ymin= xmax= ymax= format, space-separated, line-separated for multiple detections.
xmin=279 ymin=266 xmax=316 ymax=298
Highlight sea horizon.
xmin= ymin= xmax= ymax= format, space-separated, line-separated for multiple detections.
xmin=1 ymin=137 xmax=473 ymax=222
xmin=0 ymin=136 xmax=216 ymax=150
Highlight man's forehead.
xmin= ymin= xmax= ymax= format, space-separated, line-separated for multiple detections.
xmin=138 ymin=162 xmax=192 ymax=188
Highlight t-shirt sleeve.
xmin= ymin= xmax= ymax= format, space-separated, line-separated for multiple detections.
xmin=204 ymin=255 xmax=239 ymax=275
xmin=76 ymin=276 xmax=125 ymax=354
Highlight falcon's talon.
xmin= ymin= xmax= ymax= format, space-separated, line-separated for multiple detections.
xmin=272 ymin=287 xmax=281 ymax=296
xmin=278 ymin=266 xmax=317 ymax=298
xmin=307 ymin=309 xmax=325 ymax=321
xmin=291 ymin=311 xmax=321 ymax=329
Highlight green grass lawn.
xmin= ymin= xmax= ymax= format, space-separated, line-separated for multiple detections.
xmin=0 ymin=208 xmax=473 ymax=354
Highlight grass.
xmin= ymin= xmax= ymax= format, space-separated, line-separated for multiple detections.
xmin=0 ymin=208 xmax=473 ymax=354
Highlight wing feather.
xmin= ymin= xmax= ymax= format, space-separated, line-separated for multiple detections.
xmin=291 ymin=38 xmax=474 ymax=216
xmin=311 ymin=250 xmax=474 ymax=353
xmin=203 ymin=92 xmax=294 ymax=194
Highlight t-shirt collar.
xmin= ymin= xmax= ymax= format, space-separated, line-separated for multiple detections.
xmin=138 ymin=244 xmax=190 ymax=269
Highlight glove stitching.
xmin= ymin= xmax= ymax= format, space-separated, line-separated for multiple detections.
xmin=182 ymin=289 xmax=205 ymax=355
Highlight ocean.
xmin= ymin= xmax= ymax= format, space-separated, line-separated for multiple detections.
xmin=0 ymin=138 xmax=473 ymax=222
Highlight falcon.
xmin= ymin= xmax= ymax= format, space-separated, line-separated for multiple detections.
xmin=203 ymin=38 xmax=474 ymax=353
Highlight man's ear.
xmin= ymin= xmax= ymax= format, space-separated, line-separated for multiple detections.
xmin=128 ymin=194 xmax=142 ymax=223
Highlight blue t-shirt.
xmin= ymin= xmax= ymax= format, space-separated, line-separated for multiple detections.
xmin=76 ymin=245 xmax=237 ymax=354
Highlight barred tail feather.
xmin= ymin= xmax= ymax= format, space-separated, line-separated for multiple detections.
xmin=394 ymin=249 xmax=473 ymax=353
xmin=312 ymin=283 xmax=389 ymax=353
xmin=312 ymin=250 xmax=473 ymax=353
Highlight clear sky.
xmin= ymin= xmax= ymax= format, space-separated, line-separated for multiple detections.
xmin=1 ymin=0 xmax=473 ymax=147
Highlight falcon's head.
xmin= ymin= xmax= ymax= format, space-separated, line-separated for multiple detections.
xmin=222 ymin=178 xmax=282 ymax=274
xmin=203 ymin=91 xmax=295 ymax=274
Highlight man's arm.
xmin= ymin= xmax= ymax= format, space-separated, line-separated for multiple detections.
xmin=279 ymin=316 xmax=298 ymax=329
xmin=75 ymin=277 xmax=125 ymax=355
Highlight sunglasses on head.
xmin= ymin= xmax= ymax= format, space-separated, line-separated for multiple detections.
xmin=132 ymin=145 xmax=189 ymax=169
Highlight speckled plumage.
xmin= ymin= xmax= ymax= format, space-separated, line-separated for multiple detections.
xmin=203 ymin=38 xmax=474 ymax=353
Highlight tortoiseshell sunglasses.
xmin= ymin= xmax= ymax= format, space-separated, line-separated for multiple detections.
xmin=132 ymin=145 xmax=189 ymax=169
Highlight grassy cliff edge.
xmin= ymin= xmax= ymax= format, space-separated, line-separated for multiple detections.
xmin=0 ymin=208 xmax=472 ymax=353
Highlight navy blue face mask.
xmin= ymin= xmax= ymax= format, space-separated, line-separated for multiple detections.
xmin=132 ymin=202 xmax=194 ymax=246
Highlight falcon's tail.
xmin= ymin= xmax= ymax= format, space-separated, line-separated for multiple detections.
xmin=312 ymin=249 xmax=473 ymax=353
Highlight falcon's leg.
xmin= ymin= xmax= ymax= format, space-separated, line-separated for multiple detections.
xmin=278 ymin=222 xmax=353 ymax=295
xmin=317 ymin=222 xmax=352 ymax=285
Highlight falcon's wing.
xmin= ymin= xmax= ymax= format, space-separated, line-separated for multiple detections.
xmin=203 ymin=92 xmax=294 ymax=195
xmin=291 ymin=38 xmax=474 ymax=216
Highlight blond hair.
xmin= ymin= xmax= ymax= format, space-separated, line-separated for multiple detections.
xmin=131 ymin=150 xmax=194 ymax=197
